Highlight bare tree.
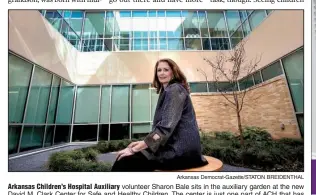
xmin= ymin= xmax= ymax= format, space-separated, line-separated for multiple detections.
xmin=200 ymin=40 xmax=262 ymax=146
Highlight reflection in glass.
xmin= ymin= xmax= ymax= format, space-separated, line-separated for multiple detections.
xmin=20 ymin=126 xmax=45 ymax=152
xmin=105 ymin=11 xmax=114 ymax=38
xmin=24 ymin=67 xmax=52 ymax=124
xmin=132 ymin=123 xmax=150 ymax=139
xmin=41 ymin=9 xmax=271 ymax=51
xmin=202 ymin=38 xmax=211 ymax=50
xmin=183 ymin=11 xmax=200 ymax=38
xmin=225 ymin=11 xmax=241 ymax=35
xmin=114 ymin=39 xmax=130 ymax=51
xmin=211 ymin=38 xmax=230 ymax=50
xmin=56 ymin=81 xmax=75 ymax=124
xmin=47 ymin=75 xmax=60 ymax=124
xmin=54 ymin=125 xmax=70 ymax=145
xmin=133 ymin=39 xmax=148 ymax=51
xmin=190 ymin=83 xmax=207 ymax=93
xmin=111 ymin=85 xmax=129 ymax=123
xmin=198 ymin=11 xmax=209 ymax=37
xmin=9 ymin=126 xmax=21 ymax=154
xmin=166 ymin=11 xmax=183 ymax=38
xmin=9 ymin=54 xmax=33 ymax=123
xmin=83 ymin=12 xmax=105 ymax=39
xmin=242 ymin=20 xmax=251 ymax=37
xmin=110 ymin=124 xmax=130 ymax=140
xmin=261 ymin=61 xmax=283 ymax=81
xmin=185 ymin=38 xmax=202 ymax=50
xmin=72 ymin=125 xmax=97 ymax=142
xmin=151 ymin=89 xmax=159 ymax=121
xmin=239 ymin=75 xmax=254 ymax=90
xmin=168 ymin=38 xmax=184 ymax=50
xmin=100 ymin=86 xmax=111 ymax=123
xmin=207 ymin=11 xmax=228 ymax=37
xmin=99 ymin=124 xmax=109 ymax=141
xmin=45 ymin=11 xmax=63 ymax=32
xmin=158 ymin=38 xmax=167 ymax=50
xmin=75 ymin=86 xmax=100 ymax=123
xmin=230 ymin=26 xmax=244 ymax=48
xmin=296 ymin=114 xmax=304 ymax=137
xmin=282 ymin=49 xmax=304 ymax=113
xmin=253 ymin=72 xmax=262 ymax=85
xmin=44 ymin=125 xmax=54 ymax=147
xmin=132 ymin=85 xmax=150 ymax=122
xmin=248 ymin=10 xmax=266 ymax=30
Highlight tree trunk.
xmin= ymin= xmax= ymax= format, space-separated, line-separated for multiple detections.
xmin=236 ymin=110 xmax=244 ymax=146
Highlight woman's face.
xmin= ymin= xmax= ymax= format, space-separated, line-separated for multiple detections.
xmin=157 ymin=61 xmax=173 ymax=85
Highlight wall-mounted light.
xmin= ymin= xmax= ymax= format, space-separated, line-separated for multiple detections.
xmin=281 ymin=123 xmax=285 ymax=130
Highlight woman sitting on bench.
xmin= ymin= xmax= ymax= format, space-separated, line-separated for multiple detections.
xmin=111 ymin=58 xmax=208 ymax=172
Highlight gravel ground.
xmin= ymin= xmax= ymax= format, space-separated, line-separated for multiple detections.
xmin=9 ymin=145 xmax=257 ymax=172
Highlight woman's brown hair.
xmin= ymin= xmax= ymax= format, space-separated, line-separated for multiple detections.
xmin=153 ymin=58 xmax=190 ymax=94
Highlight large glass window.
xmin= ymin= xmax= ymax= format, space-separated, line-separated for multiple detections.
xmin=45 ymin=11 xmax=63 ymax=32
xmin=225 ymin=11 xmax=241 ymax=36
xmin=41 ymin=9 xmax=271 ymax=52
xmin=168 ymin=38 xmax=184 ymax=50
xmin=111 ymin=85 xmax=130 ymax=123
xmin=24 ymin=67 xmax=52 ymax=124
xmin=20 ymin=126 xmax=45 ymax=152
xmin=207 ymin=11 xmax=228 ymax=37
xmin=63 ymin=11 xmax=83 ymax=37
xmin=54 ymin=125 xmax=70 ymax=145
xmin=248 ymin=10 xmax=266 ymax=30
xmin=253 ymin=72 xmax=262 ymax=85
xmin=56 ymin=81 xmax=75 ymax=124
xmin=44 ymin=125 xmax=54 ymax=147
xmin=132 ymin=85 xmax=150 ymax=122
xmin=47 ymin=76 xmax=61 ymax=124
xmin=230 ymin=26 xmax=244 ymax=48
xmin=72 ymin=125 xmax=97 ymax=142
xmin=151 ymin=88 xmax=159 ymax=121
xmin=198 ymin=11 xmax=209 ymax=37
xmin=83 ymin=12 xmax=105 ymax=39
xmin=75 ymin=86 xmax=100 ymax=123
xmin=110 ymin=124 xmax=130 ymax=140
xmin=211 ymin=38 xmax=230 ymax=50
xmin=9 ymin=54 xmax=33 ymax=123
xmin=166 ymin=11 xmax=183 ymax=38
xmin=183 ymin=11 xmax=200 ymax=38
xmin=190 ymin=82 xmax=208 ymax=93
xmin=100 ymin=86 xmax=111 ymax=123
xmin=282 ymin=49 xmax=304 ymax=113
xmin=99 ymin=124 xmax=109 ymax=141
xmin=132 ymin=123 xmax=150 ymax=139
xmin=239 ymin=75 xmax=254 ymax=90
xmin=9 ymin=126 xmax=21 ymax=154
xmin=261 ymin=61 xmax=283 ymax=81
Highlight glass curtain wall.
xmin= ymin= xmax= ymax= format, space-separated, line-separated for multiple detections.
xmin=9 ymin=46 xmax=303 ymax=155
xmin=9 ymin=53 xmax=75 ymax=154
xmin=40 ymin=10 xmax=273 ymax=51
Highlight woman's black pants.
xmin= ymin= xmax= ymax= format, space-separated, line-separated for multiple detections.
xmin=111 ymin=152 xmax=157 ymax=172
xmin=111 ymin=152 xmax=208 ymax=172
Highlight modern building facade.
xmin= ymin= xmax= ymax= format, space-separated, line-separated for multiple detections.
xmin=9 ymin=10 xmax=303 ymax=155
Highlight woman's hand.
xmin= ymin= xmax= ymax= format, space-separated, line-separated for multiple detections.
xmin=116 ymin=147 xmax=134 ymax=161
xmin=116 ymin=141 xmax=148 ymax=161
xmin=127 ymin=141 xmax=141 ymax=148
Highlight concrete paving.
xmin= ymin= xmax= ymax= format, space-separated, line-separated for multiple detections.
xmin=9 ymin=145 xmax=257 ymax=172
